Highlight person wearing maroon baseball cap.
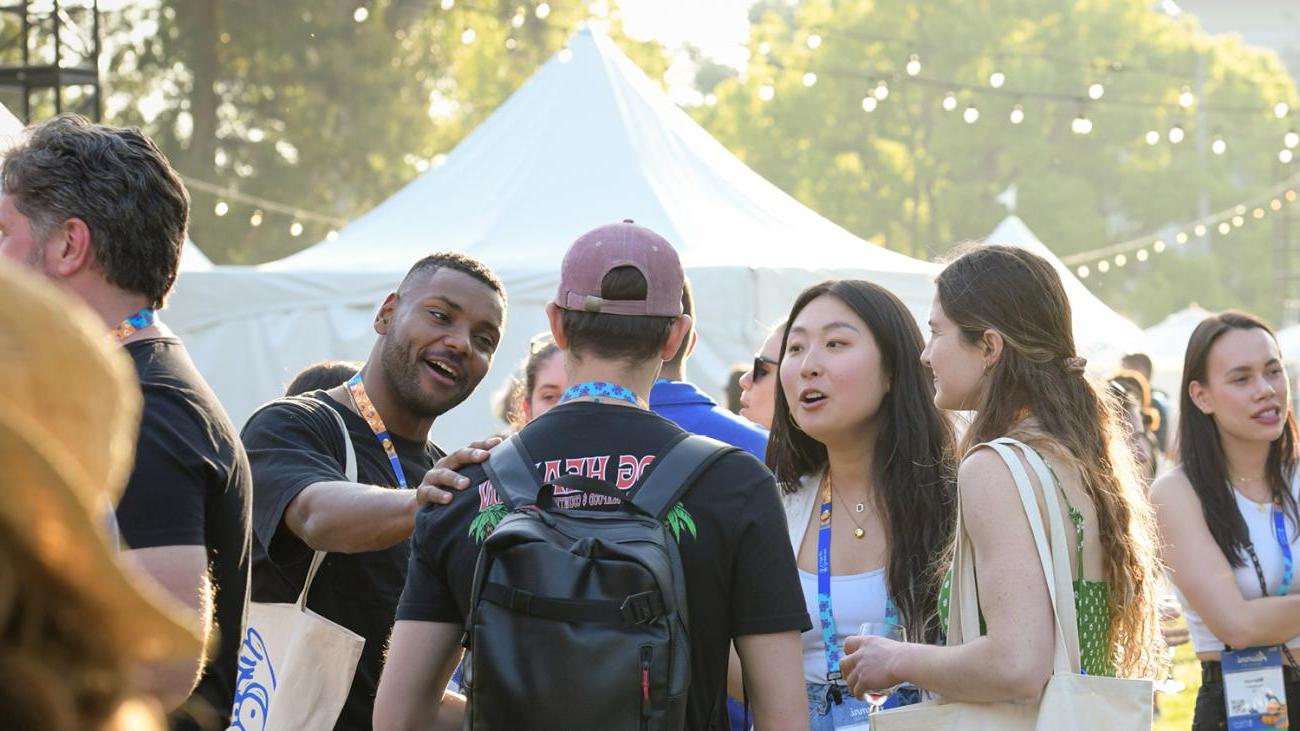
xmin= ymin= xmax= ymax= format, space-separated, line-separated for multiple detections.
xmin=379 ymin=221 xmax=811 ymax=731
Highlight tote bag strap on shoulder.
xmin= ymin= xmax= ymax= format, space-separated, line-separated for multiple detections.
xmin=296 ymin=400 xmax=356 ymax=610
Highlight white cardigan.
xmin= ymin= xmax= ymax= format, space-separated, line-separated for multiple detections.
xmin=780 ymin=469 xmax=824 ymax=556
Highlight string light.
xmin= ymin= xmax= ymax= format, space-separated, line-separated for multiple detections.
xmin=758 ymin=42 xmax=771 ymax=56
xmin=1145 ymin=130 xmax=1161 ymax=145
xmin=461 ymin=27 xmax=476 ymax=44
xmin=214 ymin=201 xmax=229 ymax=216
xmin=1088 ymin=82 xmax=1104 ymax=100
xmin=1285 ymin=130 xmax=1299 ymax=149
xmin=1154 ymin=239 xmax=1168 ymax=252
xmin=861 ymin=95 xmax=878 ymax=112
xmin=905 ymin=54 xmax=921 ymax=77
xmin=1277 ymin=102 xmax=1290 ymax=119
xmin=326 ymin=230 xmax=340 ymax=241
xmin=963 ymin=105 xmax=980 ymax=124
xmin=505 ymin=38 xmax=517 ymax=50
xmin=1178 ymin=86 xmax=1195 ymax=108
xmin=942 ymin=92 xmax=958 ymax=111
xmin=1009 ymin=104 xmax=1024 ymax=124
xmin=1218 ymin=221 xmax=1231 ymax=235
xmin=1077 ymin=265 xmax=1090 ymax=278
xmin=1168 ymin=125 xmax=1185 ymax=144
xmin=511 ymin=11 xmax=525 ymax=28
xmin=1071 ymin=113 xmax=1093 ymax=135
xmin=1193 ymin=223 xmax=1207 ymax=236
xmin=759 ymin=84 xmax=775 ymax=101
xmin=1114 ymin=254 xmax=1127 ymax=267
xmin=1211 ymin=135 xmax=1226 ymax=155
xmin=1253 ymin=207 xmax=1266 ymax=219
xmin=1272 ymin=199 xmax=1284 ymax=211
xmin=802 ymin=72 xmax=818 ymax=87
xmin=873 ymin=80 xmax=889 ymax=100
xmin=440 ymin=0 xmax=454 ymax=8
xmin=1232 ymin=214 xmax=1245 ymax=227
xmin=1136 ymin=249 xmax=1148 ymax=262
xmin=1097 ymin=260 xmax=1110 ymax=273
xmin=807 ymin=33 xmax=822 ymax=50
xmin=1175 ymin=232 xmax=1188 ymax=244
xmin=289 ymin=221 xmax=304 ymax=237
xmin=989 ymin=71 xmax=1005 ymax=88
xmin=1282 ymin=149 xmax=1295 ymax=164
xmin=534 ymin=2 xmax=550 ymax=19
xmin=353 ymin=6 xmax=368 ymax=23
xmin=249 ymin=210 xmax=264 ymax=227
xmin=1290 ymin=190 xmax=1299 ymax=202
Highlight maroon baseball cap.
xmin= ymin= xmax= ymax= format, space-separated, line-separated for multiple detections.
xmin=554 ymin=220 xmax=685 ymax=317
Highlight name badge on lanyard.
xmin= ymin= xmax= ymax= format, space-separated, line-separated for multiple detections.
xmin=1221 ymin=646 xmax=1288 ymax=730
xmin=817 ymin=476 xmax=876 ymax=730
xmin=1222 ymin=504 xmax=1295 ymax=730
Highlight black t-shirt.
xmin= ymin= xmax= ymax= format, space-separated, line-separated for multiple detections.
xmin=398 ymin=401 xmax=810 ymax=730
xmin=242 ymin=391 xmax=442 ymax=731
xmin=116 ymin=338 xmax=253 ymax=731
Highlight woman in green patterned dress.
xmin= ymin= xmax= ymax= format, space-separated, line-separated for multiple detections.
xmin=840 ymin=245 xmax=1163 ymax=700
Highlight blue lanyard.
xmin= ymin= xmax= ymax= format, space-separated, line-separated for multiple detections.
xmin=559 ymin=381 xmax=641 ymax=407
xmin=344 ymin=373 xmax=408 ymax=488
xmin=109 ymin=307 xmax=157 ymax=343
xmin=817 ymin=475 xmax=898 ymax=687
xmin=1275 ymin=507 xmax=1294 ymax=597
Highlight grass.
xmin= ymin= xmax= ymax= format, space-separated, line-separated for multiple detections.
xmin=1153 ymin=638 xmax=1200 ymax=731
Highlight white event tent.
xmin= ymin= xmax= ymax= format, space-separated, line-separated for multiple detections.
xmin=1141 ymin=304 xmax=1213 ymax=393
xmin=982 ymin=215 xmax=1145 ymax=369
xmin=166 ymin=25 xmax=939 ymax=442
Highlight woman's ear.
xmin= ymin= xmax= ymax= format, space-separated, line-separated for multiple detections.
xmin=1188 ymin=380 xmax=1213 ymax=415
xmin=981 ymin=329 xmax=1004 ymax=371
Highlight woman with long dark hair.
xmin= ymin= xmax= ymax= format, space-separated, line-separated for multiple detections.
xmin=763 ymin=279 xmax=956 ymax=727
xmin=841 ymin=245 xmax=1161 ymax=702
xmin=1152 ymin=312 xmax=1300 ymax=728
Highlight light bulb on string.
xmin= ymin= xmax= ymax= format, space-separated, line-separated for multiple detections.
xmin=1232 ymin=215 xmax=1245 ymax=227
xmin=942 ymin=92 xmax=958 ymax=111
xmin=802 ymin=72 xmax=817 ymax=87
xmin=873 ymin=80 xmax=889 ymax=100
xmin=906 ymin=54 xmax=921 ymax=77
xmin=326 ymin=230 xmax=339 ymax=241
xmin=1273 ymin=199 xmax=1285 ymax=211
xmin=806 ymin=33 xmax=822 ymax=50
xmin=1218 ymin=221 xmax=1232 ymax=235
xmin=1235 ymin=205 xmax=1246 ymax=215
xmin=1077 ymin=265 xmax=1090 ymax=278
xmin=1282 ymin=149 xmax=1295 ymax=164
xmin=758 ymin=42 xmax=771 ymax=56
xmin=1175 ymin=232 xmax=1188 ymax=244
xmin=1154 ymin=239 xmax=1168 ymax=252
xmin=1136 ymin=249 xmax=1149 ymax=262
xmin=535 ymin=2 xmax=551 ymax=19
xmin=1071 ymin=113 xmax=1093 ymax=135
xmin=963 ymin=105 xmax=980 ymax=124
xmin=989 ymin=71 xmax=1005 ymax=88
xmin=461 ymin=27 xmax=476 ymax=44
xmin=1178 ymin=86 xmax=1195 ymax=108
xmin=511 ymin=12 xmax=525 ymax=27
xmin=1168 ymin=125 xmax=1185 ymax=144
xmin=861 ymin=96 xmax=878 ymax=112
xmin=290 ymin=221 xmax=304 ymax=237
xmin=1285 ymin=131 xmax=1299 ymax=149
xmin=1289 ymin=190 xmax=1298 ymax=202
xmin=1145 ymin=130 xmax=1161 ymax=145
xmin=1276 ymin=102 xmax=1290 ymax=119
xmin=1211 ymin=135 xmax=1226 ymax=155
xmin=1253 ymin=207 xmax=1266 ymax=219
xmin=1193 ymin=223 xmax=1207 ymax=237
xmin=353 ymin=6 xmax=369 ymax=22
xmin=505 ymin=37 xmax=517 ymax=50
xmin=214 ymin=201 xmax=229 ymax=217
xmin=1114 ymin=254 xmax=1127 ymax=267
xmin=1097 ymin=260 xmax=1110 ymax=273
xmin=1088 ymin=82 xmax=1104 ymax=100
xmin=1009 ymin=104 xmax=1025 ymax=124
xmin=440 ymin=0 xmax=454 ymax=8
xmin=759 ymin=84 xmax=775 ymax=101
xmin=249 ymin=210 xmax=264 ymax=227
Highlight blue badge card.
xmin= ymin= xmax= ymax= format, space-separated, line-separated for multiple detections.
xmin=829 ymin=693 xmax=872 ymax=730
xmin=1222 ymin=646 xmax=1290 ymax=730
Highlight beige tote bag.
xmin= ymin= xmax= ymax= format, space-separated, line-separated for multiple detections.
xmin=228 ymin=402 xmax=366 ymax=731
xmin=872 ymin=437 xmax=1153 ymax=731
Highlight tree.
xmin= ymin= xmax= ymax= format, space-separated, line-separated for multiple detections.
xmin=694 ymin=0 xmax=1300 ymax=325
xmin=102 ymin=1 xmax=665 ymax=263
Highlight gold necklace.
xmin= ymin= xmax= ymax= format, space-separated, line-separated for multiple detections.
xmin=826 ymin=470 xmax=868 ymax=539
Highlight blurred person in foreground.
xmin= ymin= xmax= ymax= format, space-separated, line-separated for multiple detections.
xmin=0 ymin=260 xmax=202 ymax=731
xmin=0 ymin=114 xmax=251 ymax=729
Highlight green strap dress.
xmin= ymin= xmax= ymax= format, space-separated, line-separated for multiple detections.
xmin=937 ymin=459 xmax=1114 ymax=677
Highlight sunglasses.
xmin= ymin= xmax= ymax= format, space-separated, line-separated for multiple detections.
xmin=752 ymin=355 xmax=779 ymax=382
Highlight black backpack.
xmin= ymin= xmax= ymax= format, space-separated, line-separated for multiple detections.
xmin=462 ymin=432 xmax=735 ymax=730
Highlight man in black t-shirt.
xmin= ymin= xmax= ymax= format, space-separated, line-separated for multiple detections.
xmin=242 ymin=252 xmax=506 ymax=730
xmin=376 ymin=221 xmax=810 ymax=731
xmin=0 ymin=115 xmax=252 ymax=729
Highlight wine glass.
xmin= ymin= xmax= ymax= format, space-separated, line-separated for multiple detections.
xmin=1154 ymin=593 xmax=1187 ymax=694
xmin=857 ymin=622 xmax=908 ymax=712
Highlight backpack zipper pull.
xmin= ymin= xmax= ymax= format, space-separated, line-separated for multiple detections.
xmin=640 ymin=646 xmax=652 ymax=701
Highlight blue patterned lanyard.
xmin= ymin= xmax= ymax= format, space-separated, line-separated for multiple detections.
xmin=817 ymin=472 xmax=898 ymax=691
xmin=1275 ymin=507 xmax=1294 ymax=596
xmin=559 ymin=381 xmax=641 ymax=407
xmin=109 ymin=307 xmax=156 ymax=343
xmin=344 ymin=373 xmax=408 ymax=488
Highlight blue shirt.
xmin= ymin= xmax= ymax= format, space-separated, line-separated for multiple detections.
xmin=649 ymin=379 xmax=768 ymax=461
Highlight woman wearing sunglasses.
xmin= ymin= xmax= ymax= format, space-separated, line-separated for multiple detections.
xmin=738 ymin=321 xmax=785 ymax=430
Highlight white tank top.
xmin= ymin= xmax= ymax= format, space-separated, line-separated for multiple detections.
xmin=1177 ymin=476 xmax=1300 ymax=654
xmin=799 ymin=567 xmax=890 ymax=684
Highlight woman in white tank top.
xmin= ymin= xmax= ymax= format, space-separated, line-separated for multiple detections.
xmin=1152 ymin=311 xmax=1300 ymax=729
xmin=731 ymin=279 xmax=956 ymax=730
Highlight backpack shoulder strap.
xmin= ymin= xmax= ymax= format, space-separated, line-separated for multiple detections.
xmin=631 ymin=434 xmax=738 ymax=520
xmin=482 ymin=433 xmax=542 ymax=510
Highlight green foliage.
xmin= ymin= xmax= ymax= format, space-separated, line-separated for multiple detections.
xmin=695 ymin=0 xmax=1300 ymax=325
xmin=101 ymin=1 xmax=666 ymax=264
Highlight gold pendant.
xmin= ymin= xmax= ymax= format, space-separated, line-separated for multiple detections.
xmin=854 ymin=527 xmax=865 ymax=539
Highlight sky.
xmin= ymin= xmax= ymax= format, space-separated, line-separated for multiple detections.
xmin=618 ymin=0 xmax=754 ymax=68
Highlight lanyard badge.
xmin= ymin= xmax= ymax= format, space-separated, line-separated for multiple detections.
xmin=559 ymin=381 xmax=641 ymax=407
xmin=1221 ymin=504 xmax=1295 ymax=729
xmin=345 ymin=373 xmax=408 ymax=488
xmin=108 ymin=307 xmax=156 ymax=343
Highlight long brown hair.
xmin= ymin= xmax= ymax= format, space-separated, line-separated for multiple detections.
xmin=1178 ymin=312 xmax=1300 ymax=566
xmin=767 ymin=280 xmax=958 ymax=644
xmin=935 ymin=245 xmax=1161 ymax=678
